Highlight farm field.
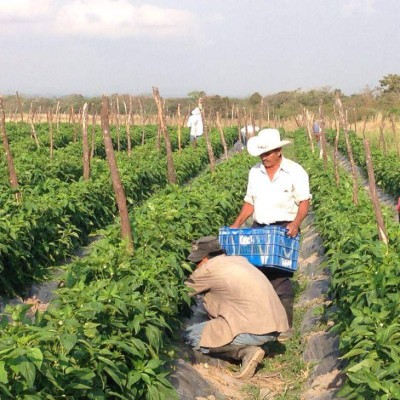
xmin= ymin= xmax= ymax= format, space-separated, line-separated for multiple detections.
xmin=2 ymin=0 xmax=400 ymax=397
xmin=0 ymin=100 xmax=399 ymax=399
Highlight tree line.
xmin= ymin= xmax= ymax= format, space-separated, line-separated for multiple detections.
xmin=2 ymin=74 xmax=400 ymax=123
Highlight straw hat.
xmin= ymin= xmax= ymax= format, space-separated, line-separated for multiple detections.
xmin=247 ymin=129 xmax=291 ymax=156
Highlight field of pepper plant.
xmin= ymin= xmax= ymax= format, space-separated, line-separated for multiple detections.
xmin=294 ymin=129 xmax=400 ymax=399
xmin=0 ymin=118 xmax=399 ymax=399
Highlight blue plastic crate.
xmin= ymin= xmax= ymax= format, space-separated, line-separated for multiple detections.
xmin=218 ymin=226 xmax=300 ymax=272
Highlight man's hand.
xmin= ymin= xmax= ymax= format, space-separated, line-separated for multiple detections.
xmin=286 ymin=221 xmax=300 ymax=237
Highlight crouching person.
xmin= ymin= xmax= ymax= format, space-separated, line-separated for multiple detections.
xmin=183 ymin=236 xmax=289 ymax=380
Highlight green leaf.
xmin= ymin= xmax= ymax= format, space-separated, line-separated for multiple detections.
xmin=19 ymin=359 xmax=36 ymax=388
xmin=26 ymin=348 xmax=43 ymax=370
xmin=0 ymin=362 xmax=8 ymax=384
xmin=60 ymin=333 xmax=78 ymax=354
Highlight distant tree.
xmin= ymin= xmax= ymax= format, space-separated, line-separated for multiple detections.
xmin=188 ymin=91 xmax=206 ymax=102
xmin=204 ymin=95 xmax=230 ymax=112
xmin=248 ymin=92 xmax=262 ymax=107
xmin=379 ymin=74 xmax=400 ymax=96
xmin=267 ymin=91 xmax=291 ymax=109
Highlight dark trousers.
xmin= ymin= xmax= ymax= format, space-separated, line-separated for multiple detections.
xmin=252 ymin=221 xmax=295 ymax=327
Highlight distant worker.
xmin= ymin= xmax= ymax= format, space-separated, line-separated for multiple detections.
xmin=230 ymin=129 xmax=311 ymax=339
xmin=397 ymin=197 xmax=400 ymax=223
xmin=187 ymin=107 xmax=203 ymax=142
xmin=312 ymin=120 xmax=321 ymax=143
xmin=240 ymin=125 xmax=260 ymax=145
xmin=313 ymin=120 xmax=323 ymax=158
xmin=184 ymin=236 xmax=289 ymax=380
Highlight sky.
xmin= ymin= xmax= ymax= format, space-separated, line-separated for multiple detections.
xmin=1 ymin=0 xmax=399 ymax=98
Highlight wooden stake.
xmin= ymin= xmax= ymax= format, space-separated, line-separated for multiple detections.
xmin=116 ymin=97 xmax=121 ymax=152
xmin=378 ymin=115 xmax=387 ymax=154
xmin=319 ymin=100 xmax=328 ymax=169
xmin=333 ymin=107 xmax=340 ymax=186
xmin=55 ymin=101 xmax=60 ymax=135
xmin=199 ymin=101 xmax=216 ymax=173
xmin=305 ymin=109 xmax=315 ymax=153
xmin=152 ymin=87 xmax=177 ymax=184
xmin=389 ymin=114 xmax=400 ymax=155
xmin=236 ymin=107 xmax=242 ymax=143
xmin=259 ymin=97 xmax=264 ymax=129
xmin=363 ymin=138 xmax=388 ymax=245
xmin=16 ymin=91 xmax=24 ymax=122
xmin=0 ymin=97 xmax=21 ymax=202
xmin=48 ymin=107 xmax=54 ymax=160
xmin=30 ymin=107 xmax=40 ymax=148
xmin=100 ymin=96 xmax=134 ymax=254
xmin=336 ymin=95 xmax=359 ymax=205
xmin=137 ymin=96 xmax=145 ymax=145
xmin=177 ymin=104 xmax=182 ymax=151
xmin=216 ymin=111 xmax=228 ymax=160
xmin=82 ymin=103 xmax=90 ymax=180
xmin=90 ymin=111 xmax=97 ymax=160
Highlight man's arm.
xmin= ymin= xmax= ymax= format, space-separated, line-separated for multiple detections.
xmin=286 ymin=199 xmax=310 ymax=237
xmin=185 ymin=267 xmax=211 ymax=297
xmin=230 ymin=202 xmax=254 ymax=228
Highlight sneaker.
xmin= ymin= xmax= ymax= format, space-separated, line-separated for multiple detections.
xmin=235 ymin=346 xmax=265 ymax=380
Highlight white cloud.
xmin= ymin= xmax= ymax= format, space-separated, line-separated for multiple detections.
xmin=342 ymin=0 xmax=376 ymax=15
xmin=54 ymin=0 xmax=195 ymax=38
xmin=0 ymin=0 xmax=51 ymax=21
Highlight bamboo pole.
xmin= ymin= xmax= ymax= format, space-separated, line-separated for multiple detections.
xmin=100 ymin=96 xmax=134 ymax=254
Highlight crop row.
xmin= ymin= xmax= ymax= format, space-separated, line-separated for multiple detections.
xmin=0 ymin=148 xmax=255 ymax=399
xmin=0 ymin=124 xmax=187 ymax=188
xmin=325 ymin=129 xmax=400 ymax=199
xmin=0 ymin=127 xmax=238 ymax=295
xmin=296 ymin=130 xmax=400 ymax=399
xmin=4 ymin=122 xmax=158 ymax=153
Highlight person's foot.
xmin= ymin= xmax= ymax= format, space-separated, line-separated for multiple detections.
xmin=278 ymin=328 xmax=294 ymax=342
xmin=235 ymin=346 xmax=265 ymax=380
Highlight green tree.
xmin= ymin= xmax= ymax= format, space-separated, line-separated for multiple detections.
xmin=379 ymin=74 xmax=400 ymax=95
xmin=188 ymin=91 xmax=206 ymax=102
xmin=248 ymin=92 xmax=262 ymax=107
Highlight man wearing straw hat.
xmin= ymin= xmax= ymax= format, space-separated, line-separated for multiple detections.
xmin=231 ymin=128 xmax=311 ymax=339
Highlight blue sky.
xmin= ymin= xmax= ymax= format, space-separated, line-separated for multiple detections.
xmin=1 ymin=0 xmax=399 ymax=97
